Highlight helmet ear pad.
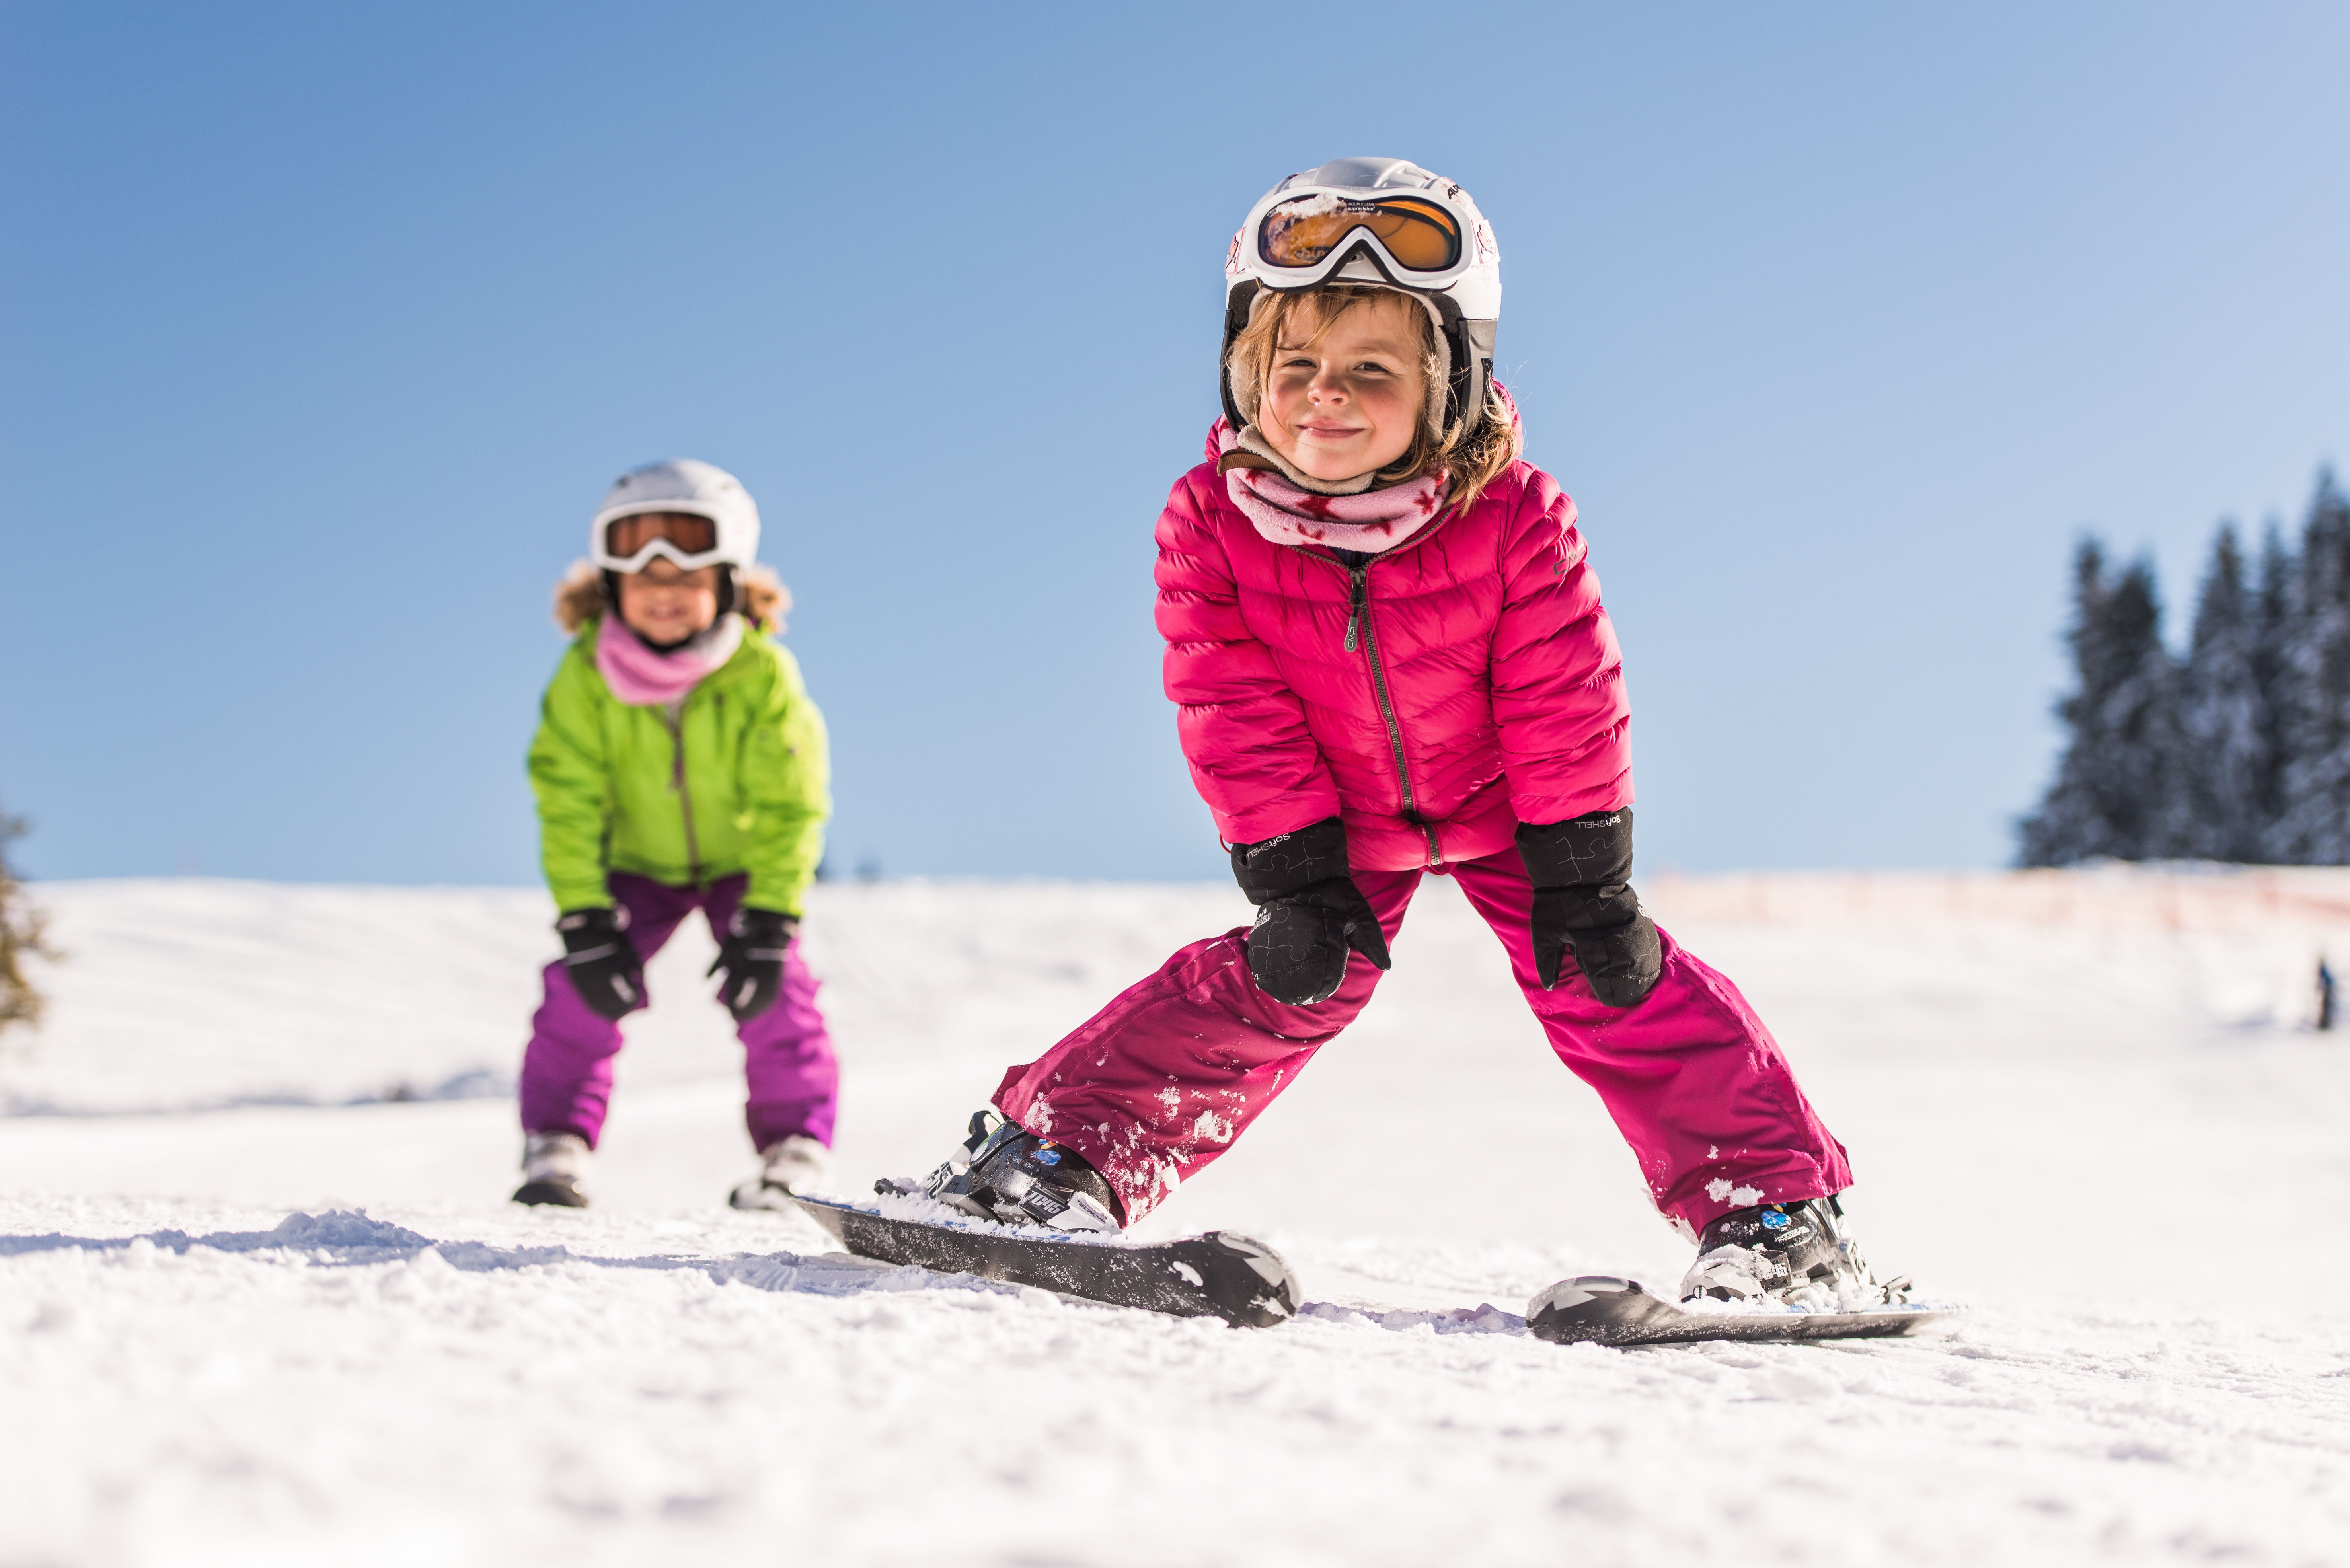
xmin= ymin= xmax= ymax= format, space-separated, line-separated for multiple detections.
xmin=1219 ymin=280 xmax=1263 ymax=431
xmin=1424 ymin=291 xmax=1495 ymax=440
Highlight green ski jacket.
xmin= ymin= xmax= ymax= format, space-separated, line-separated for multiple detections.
xmin=528 ymin=617 xmax=830 ymax=915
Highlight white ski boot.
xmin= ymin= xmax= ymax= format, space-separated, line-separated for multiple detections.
xmin=729 ymin=1134 xmax=834 ymax=1211
xmin=513 ymin=1131 xmax=590 ymax=1208
xmin=1679 ymin=1197 xmax=1890 ymax=1309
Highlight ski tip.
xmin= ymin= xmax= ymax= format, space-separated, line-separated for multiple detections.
xmin=1528 ymin=1275 xmax=1645 ymax=1315
xmin=1186 ymin=1232 xmax=1304 ymax=1328
xmin=1525 ymin=1276 xmax=1656 ymax=1344
xmin=511 ymin=1178 xmax=590 ymax=1209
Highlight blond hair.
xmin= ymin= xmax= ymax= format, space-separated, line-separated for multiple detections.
xmin=552 ymin=559 xmax=790 ymax=635
xmin=1225 ymin=283 xmax=1521 ymax=512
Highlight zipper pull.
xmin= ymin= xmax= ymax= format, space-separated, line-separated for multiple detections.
xmin=1345 ymin=570 xmax=1365 ymax=653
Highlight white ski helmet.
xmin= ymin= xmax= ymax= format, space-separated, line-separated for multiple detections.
xmin=1222 ymin=158 xmax=1502 ymax=438
xmin=589 ymin=458 xmax=760 ymax=573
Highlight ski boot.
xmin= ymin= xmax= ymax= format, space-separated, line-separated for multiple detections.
xmin=902 ymin=1111 xmax=1121 ymax=1232
xmin=512 ymin=1131 xmax=590 ymax=1208
xmin=729 ymin=1134 xmax=834 ymax=1211
xmin=1679 ymin=1196 xmax=1895 ymax=1309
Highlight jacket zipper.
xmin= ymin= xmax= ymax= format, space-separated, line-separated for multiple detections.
xmin=1343 ymin=560 xmax=1443 ymax=870
xmin=662 ymin=701 xmax=704 ymax=888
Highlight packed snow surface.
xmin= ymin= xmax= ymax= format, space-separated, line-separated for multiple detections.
xmin=4 ymin=869 xmax=2350 ymax=1565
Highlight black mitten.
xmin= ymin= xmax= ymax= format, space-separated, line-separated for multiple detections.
xmin=1516 ymin=808 xmax=1663 ymax=1008
xmin=1230 ymin=817 xmax=1392 ymax=1006
xmin=555 ymin=907 xmax=645 ymax=1021
xmin=709 ymin=905 xmax=798 ymax=1022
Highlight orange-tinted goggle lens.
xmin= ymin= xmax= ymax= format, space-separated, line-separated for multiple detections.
xmin=1257 ymin=196 xmax=1462 ymax=273
xmin=604 ymin=511 xmax=718 ymax=559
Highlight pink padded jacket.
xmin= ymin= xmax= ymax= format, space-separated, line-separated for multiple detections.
xmin=1155 ymin=425 xmax=1633 ymax=873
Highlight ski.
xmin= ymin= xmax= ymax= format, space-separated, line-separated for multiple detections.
xmin=788 ymin=1192 xmax=1302 ymax=1329
xmin=1526 ymin=1275 xmax=1956 ymax=1347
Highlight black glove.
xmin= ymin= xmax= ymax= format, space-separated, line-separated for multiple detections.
xmin=1517 ymin=808 xmax=1663 ymax=1008
xmin=1230 ymin=817 xmax=1392 ymax=1006
xmin=555 ymin=907 xmax=645 ymax=1021
xmin=709 ymin=906 xmax=798 ymax=1022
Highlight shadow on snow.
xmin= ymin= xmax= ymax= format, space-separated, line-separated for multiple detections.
xmin=0 ymin=1209 xmax=1535 ymax=1333
xmin=0 ymin=1208 xmax=921 ymax=1300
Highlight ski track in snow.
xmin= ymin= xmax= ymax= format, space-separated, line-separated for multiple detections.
xmin=3 ymin=874 xmax=2350 ymax=1566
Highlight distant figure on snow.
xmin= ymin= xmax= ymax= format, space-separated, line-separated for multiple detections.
xmin=901 ymin=158 xmax=1889 ymax=1311
xmin=518 ymin=460 xmax=836 ymax=1210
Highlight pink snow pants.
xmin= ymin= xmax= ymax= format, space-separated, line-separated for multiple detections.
xmin=522 ymin=872 xmax=838 ymax=1153
xmin=992 ymin=847 xmax=1850 ymax=1230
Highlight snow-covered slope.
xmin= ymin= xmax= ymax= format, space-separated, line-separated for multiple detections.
xmin=4 ymin=872 xmax=2348 ymax=1565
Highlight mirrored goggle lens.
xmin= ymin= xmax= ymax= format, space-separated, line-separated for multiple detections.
xmin=1257 ymin=195 xmax=1461 ymax=273
xmin=603 ymin=510 xmax=718 ymax=560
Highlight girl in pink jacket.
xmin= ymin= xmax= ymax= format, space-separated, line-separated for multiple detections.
xmin=922 ymin=160 xmax=1873 ymax=1309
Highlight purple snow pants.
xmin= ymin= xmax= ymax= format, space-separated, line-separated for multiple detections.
xmin=521 ymin=872 xmax=838 ymax=1152
xmin=993 ymin=847 xmax=1850 ymax=1230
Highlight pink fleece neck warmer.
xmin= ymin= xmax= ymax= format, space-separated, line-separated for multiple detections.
xmin=594 ymin=613 xmax=743 ymax=707
xmin=1216 ymin=420 xmax=1449 ymax=555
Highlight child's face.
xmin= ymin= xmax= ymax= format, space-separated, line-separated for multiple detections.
xmin=617 ymin=558 xmax=721 ymax=644
xmin=1258 ymin=294 xmax=1428 ymax=482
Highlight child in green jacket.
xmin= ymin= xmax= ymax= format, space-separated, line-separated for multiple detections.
xmin=517 ymin=459 xmax=835 ymax=1210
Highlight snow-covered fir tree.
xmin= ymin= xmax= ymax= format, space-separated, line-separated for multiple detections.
xmin=2172 ymin=523 xmax=2275 ymax=860
xmin=2269 ymin=470 xmax=2350 ymax=861
xmin=2253 ymin=519 xmax=2296 ymax=822
xmin=2019 ymin=542 xmax=2182 ymax=865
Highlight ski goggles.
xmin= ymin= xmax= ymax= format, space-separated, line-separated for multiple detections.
xmin=1257 ymin=194 xmax=1461 ymax=273
xmin=592 ymin=509 xmax=727 ymax=573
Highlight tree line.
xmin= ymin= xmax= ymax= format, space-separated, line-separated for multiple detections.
xmin=2021 ymin=471 xmax=2350 ymax=866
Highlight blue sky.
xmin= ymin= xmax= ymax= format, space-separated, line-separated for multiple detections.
xmin=3 ymin=2 xmax=2346 ymax=884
